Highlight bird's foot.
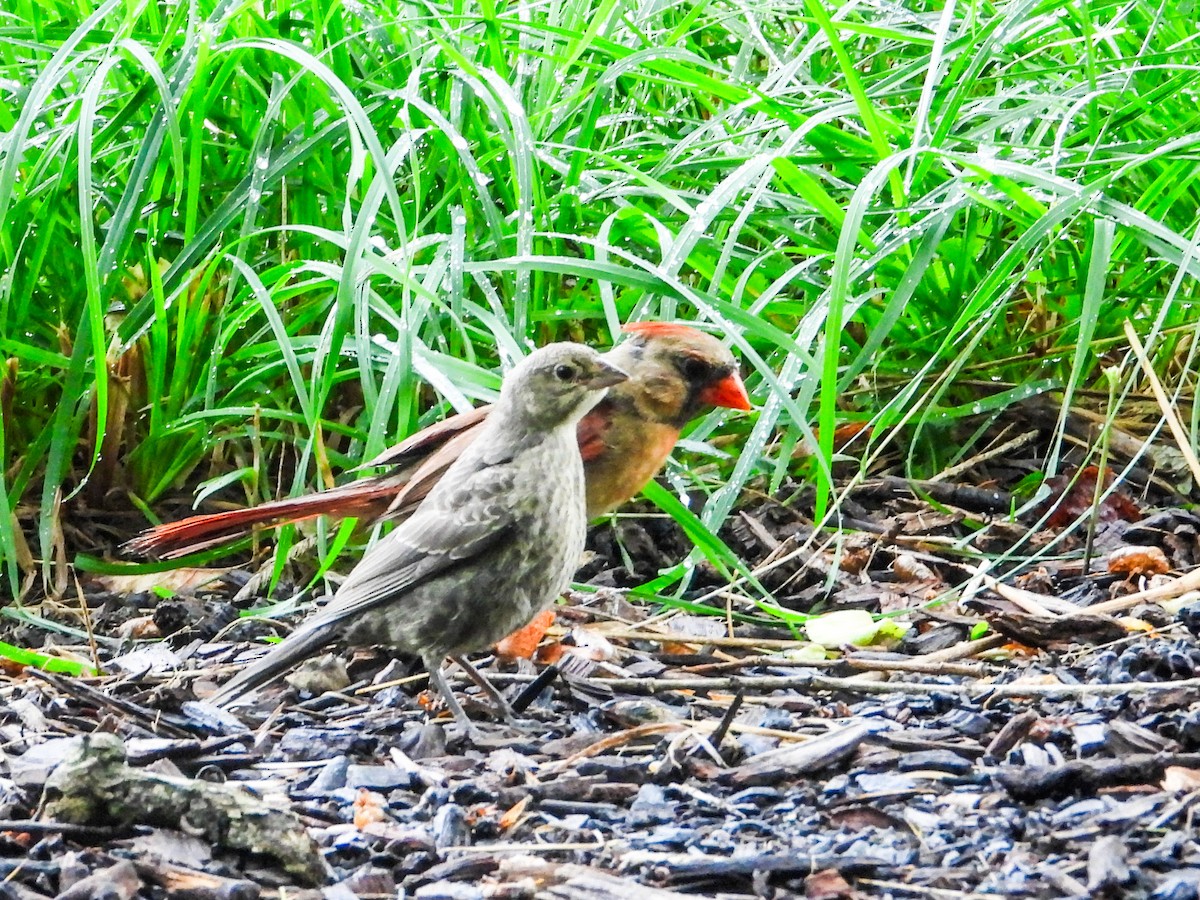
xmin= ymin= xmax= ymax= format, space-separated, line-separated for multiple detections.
xmin=448 ymin=717 xmax=547 ymax=750
xmin=428 ymin=657 xmax=549 ymax=743
xmin=446 ymin=719 xmax=487 ymax=747
xmin=447 ymin=654 xmax=518 ymax=718
xmin=494 ymin=713 xmax=547 ymax=734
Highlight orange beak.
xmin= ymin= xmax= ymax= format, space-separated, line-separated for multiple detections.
xmin=697 ymin=372 xmax=752 ymax=411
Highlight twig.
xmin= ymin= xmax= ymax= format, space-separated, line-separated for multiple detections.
xmin=540 ymin=723 xmax=685 ymax=774
xmin=590 ymin=627 xmax=809 ymax=650
xmin=681 ymin=655 xmax=988 ymax=678
xmin=929 ymin=429 xmax=1040 ymax=485
xmin=914 ymin=633 xmax=1009 ymax=662
xmin=1123 ymin=320 xmax=1200 ymax=488
xmin=28 ymin=669 xmax=195 ymax=738
xmin=577 ymin=671 xmax=1200 ymax=699
xmin=996 ymin=751 xmax=1200 ymax=801
xmin=708 ymin=690 xmax=743 ymax=753
xmin=845 ymin=657 xmax=987 ymax=676
xmin=0 ymin=819 xmax=130 ymax=837
xmin=539 ymin=716 xmax=816 ymax=777
xmin=448 ymin=841 xmax=606 ymax=853
xmin=594 ymin=625 xmax=1009 ymax=660
xmin=984 ymin=709 xmax=1039 ymax=759
xmin=511 ymin=663 xmax=561 ymax=713
xmin=970 ymin=565 xmax=1079 ymax=616
xmin=72 ymin=571 xmax=101 ymax=673
xmin=974 ymin=565 xmax=1200 ymax=622
xmin=1085 ymin=565 xmax=1200 ymax=617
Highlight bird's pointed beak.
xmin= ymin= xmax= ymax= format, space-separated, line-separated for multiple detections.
xmin=697 ymin=371 xmax=752 ymax=411
xmin=588 ymin=359 xmax=630 ymax=389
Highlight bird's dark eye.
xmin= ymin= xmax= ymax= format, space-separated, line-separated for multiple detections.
xmin=680 ymin=356 xmax=710 ymax=381
xmin=554 ymin=364 xmax=577 ymax=382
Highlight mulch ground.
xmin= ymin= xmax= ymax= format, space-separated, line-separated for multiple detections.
xmin=4 ymin=401 xmax=1200 ymax=899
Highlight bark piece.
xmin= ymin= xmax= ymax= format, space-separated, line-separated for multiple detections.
xmin=55 ymin=861 xmax=140 ymax=900
xmin=995 ymin=752 xmax=1200 ymax=801
xmin=497 ymin=857 xmax=686 ymax=899
xmin=41 ymin=733 xmax=326 ymax=885
xmin=722 ymin=723 xmax=875 ymax=787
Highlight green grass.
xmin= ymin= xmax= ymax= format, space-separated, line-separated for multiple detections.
xmin=2 ymin=0 xmax=1200 ymax=605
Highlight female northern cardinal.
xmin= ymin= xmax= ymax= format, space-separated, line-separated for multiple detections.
xmin=127 ymin=322 xmax=751 ymax=558
xmin=209 ymin=343 xmax=628 ymax=728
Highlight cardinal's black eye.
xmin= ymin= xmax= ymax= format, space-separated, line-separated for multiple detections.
xmin=680 ymin=356 xmax=710 ymax=381
xmin=554 ymin=364 xmax=577 ymax=382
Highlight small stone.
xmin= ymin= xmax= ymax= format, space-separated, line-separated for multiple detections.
xmin=433 ymin=804 xmax=468 ymax=850
xmin=1071 ymin=723 xmax=1107 ymax=754
xmin=308 ymin=756 xmax=350 ymax=793
xmin=1151 ymin=871 xmax=1200 ymax=900
xmin=414 ymin=884 xmax=484 ymax=900
xmin=855 ymin=772 xmax=919 ymax=792
xmin=628 ymin=783 xmax=674 ymax=827
xmin=276 ymin=728 xmax=373 ymax=762
xmin=897 ymin=750 xmax=973 ymax=775
xmin=346 ymin=765 xmax=408 ymax=791
xmin=286 ymin=653 xmax=351 ymax=695
xmin=10 ymin=738 xmax=80 ymax=788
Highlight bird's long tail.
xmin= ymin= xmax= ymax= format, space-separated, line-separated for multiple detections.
xmin=209 ymin=622 xmax=336 ymax=707
xmin=124 ymin=482 xmax=401 ymax=559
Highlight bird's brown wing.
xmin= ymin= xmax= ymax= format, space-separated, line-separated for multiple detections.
xmin=576 ymin=405 xmax=614 ymax=464
xmin=382 ymin=427 xmax=484 ymax=519
xmin=360 ymin=404 xmax=493 ymax=470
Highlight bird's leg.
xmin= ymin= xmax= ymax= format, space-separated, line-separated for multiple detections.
xmin=448 ymin=654 xmax=517 ymax=722
xmin=425 ymin=656 xmax=478 ymax=736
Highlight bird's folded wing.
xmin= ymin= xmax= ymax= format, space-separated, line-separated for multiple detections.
xmin=358 ymin=404 xmax=493 ymax=471
xmin=576 ymin=405 xmax=614 ymax=463
xmin=384 ymin=427 xmax=483 ymax=519
xmin=301 ymin=463 xmax=519 ymax=629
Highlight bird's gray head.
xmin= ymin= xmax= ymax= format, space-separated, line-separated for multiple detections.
xmin=497 ymin=342 xmax=629 ymax=431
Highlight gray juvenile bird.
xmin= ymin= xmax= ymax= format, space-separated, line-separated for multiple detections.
xmin=208 ymin=343 xmax=629 ymax=728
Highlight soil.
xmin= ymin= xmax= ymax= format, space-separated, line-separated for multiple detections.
xmin=3 ymin=402 xmax=1200 ymax=899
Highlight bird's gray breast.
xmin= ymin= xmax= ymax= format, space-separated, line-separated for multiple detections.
xmin=343 ymin=429 xmax=587 ymax=658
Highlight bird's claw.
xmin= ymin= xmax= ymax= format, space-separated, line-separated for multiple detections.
xmin=496 ymin=714 xmax=546 ymax=734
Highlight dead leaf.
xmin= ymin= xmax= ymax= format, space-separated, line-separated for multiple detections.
xmin=828 ymin=805 xmax=904 ymax=831
xmin=285 ymin=653 xmax=351 ymax=695
xmin=663 ymin=615 xmax=728 ymax=638
xmin=1009 ymin=673 xmax=1065 ymax=688
xmin=1115 ymin=616 xmax=1155 ymax=633
xmin=1162 ymin=766 xmax=1200 ymax=792
xmin=92 ymin=568 xmax=233 ymax=596
xmin=495 ymin=609 xmax=556 ymax=661
xmin=117 ymin=615 xmax=161 ymax=640
xmin=1041 ymin=465 xmax=1142 ymax=530
xmin=660 ymin=641 xmax=696 ymax=655
xmin=838 ymin=543 xmax=872 ymax=576
xmin=499 ymin=795 xmax=531 ymax=830
xmin=1108 ymin=545 xmax=1170 ymax=577
xmin=1015 ymin=567 xmax=1056 ymax=594
xmin=792 ymin=422 xmax=872 ymax=458
xmin=562 ymin=626 xmax=617 ymax=663
xmin=353 ymin=789 xmax=388 ymax=829
xmin=535 ymin=641 xmax=565 ymax=665
xmin=892 ymin=553 xmax=937 ymax=583
xmin=804 ymin=868 xmax=855 ymax=899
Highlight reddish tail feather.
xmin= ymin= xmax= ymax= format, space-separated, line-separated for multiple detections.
xmin=124 ymin=484 xmax=400 ymax=559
